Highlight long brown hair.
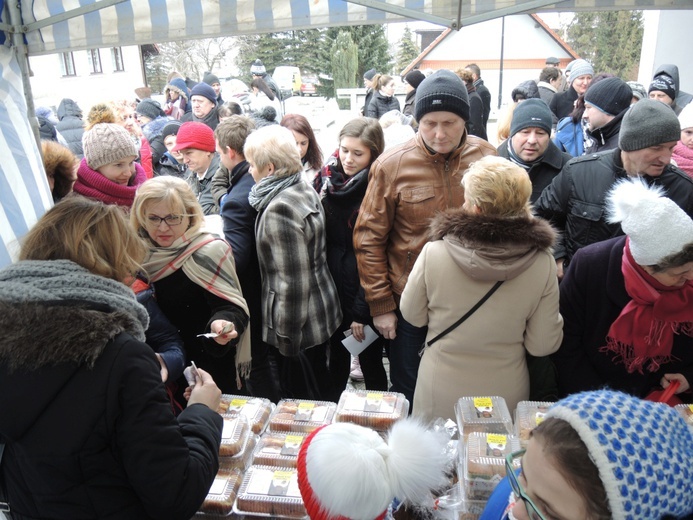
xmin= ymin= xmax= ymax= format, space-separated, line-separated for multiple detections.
xmin=281 ymin=113 xmax=323 ymax=171
xmin=20 ymin=196 xmax=146 ymax=282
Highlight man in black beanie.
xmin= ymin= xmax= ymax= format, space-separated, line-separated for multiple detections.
xmin=583 ymin=77 xmax=633 ymax=154
xmin=535 ymin=98 xmax=693 ymax=279
xmin=497 ymin=99 xmax=572 ymax=203
xmin=203 ymin=71 xmax=224 ymax=104
xmin=354 ymin=69 xmax=497 ymax=406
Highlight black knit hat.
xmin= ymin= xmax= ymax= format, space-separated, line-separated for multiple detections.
xmin=203 ymin=71 xmax=221 ymax=86
xmin=404 ymin=70 xmax=426 ymax=90
xmin=161 ymin=120 xmax=183 ymax=139
xmin=584 ymin=77 xmax=633 ymax=116
xmin=649 ymin=75 xmax=676 ymax=102
xmin=618 ymin=99 xmax=681 ymax=151
xmin=414 ymin=69 xmax=470 ymax=123
xmin=136 ymin=99 xmax=164 ymax=120
xmin=363 ymin=68 xmax=377 ymax=81
xmin=510 ymin=99 xmax=553 ymax=137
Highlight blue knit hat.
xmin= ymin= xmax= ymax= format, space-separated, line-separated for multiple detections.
xmin=546 ymin=390 xmax=693 ymax=520
xmin=190 ymin=82 xmax=217 ymax=105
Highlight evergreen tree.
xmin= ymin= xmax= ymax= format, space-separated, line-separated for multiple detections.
xmin=564 ymin=11 xmax=643 ymax=80
xmin=331 ymin=31 xmax=359 ymax=109
xmin=396 ymin=26 xmax=419 ymax=75
xmin=325 ymin=25 xmax=390 ymax=85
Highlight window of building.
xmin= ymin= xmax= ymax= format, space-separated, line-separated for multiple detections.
xmin=88 ymin=48 xmax=102 ymax=74
xmin=111 ymin=47 xmax=124 ymax=72
xmin=59 ymin=52 xmax=76 ymax=76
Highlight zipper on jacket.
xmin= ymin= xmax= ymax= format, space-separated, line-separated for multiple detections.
xmin=444 ymin=159 xmax=453 ymax=205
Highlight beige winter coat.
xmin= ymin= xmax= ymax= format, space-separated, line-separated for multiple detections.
xmin=401 ymin=210 xmax=563 ymax=422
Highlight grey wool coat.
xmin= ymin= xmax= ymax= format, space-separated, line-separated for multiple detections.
xmin=255 ymin=180 xmax=342 ymax=356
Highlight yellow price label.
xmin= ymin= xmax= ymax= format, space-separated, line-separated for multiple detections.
xmin=473 ymin=397 xmax=493 ymax=408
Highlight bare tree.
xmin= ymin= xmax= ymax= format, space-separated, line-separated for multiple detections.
xmin=155 ymin=38 xmax=238 ymax=82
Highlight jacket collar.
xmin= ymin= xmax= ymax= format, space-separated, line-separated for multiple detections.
xmin=416 ymin=128 xmax=468 ymax=164
xmin=586 ymin=109 xmax=625 ymax=145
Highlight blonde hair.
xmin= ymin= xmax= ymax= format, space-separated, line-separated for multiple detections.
xmin=496 ymin=102 xmax=517 ymax=143
xmin=243 ymin=125 xmax=302 ymax=178
xmin=131 ymin=177 xmax=205 ymax=240
xmin=462 ymin=156 xmax=532 ymax=218
xmin=455 ymin=68 xmax=474 ymax=87
xmin=19 ymin=196 xmax=146 ymax=282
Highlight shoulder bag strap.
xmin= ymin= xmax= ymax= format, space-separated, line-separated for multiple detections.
xmin=426 ymin=280 xmax=504 ymax=348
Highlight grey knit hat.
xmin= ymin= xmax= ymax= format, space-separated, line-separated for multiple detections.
xmin=250 ymin=59 xmax=266 ymax=75
xmin=363 ymin=68 xmax=377 ymax=81
xmin=584 ymin=77 xmax=632 ymax=116
xmin=414 ymin=69 xmax=470 ymax=123
xmin=136 ymin=99 xmax=164 ymax=121
xmin=627 ymin=81 xmax=647 ymax=101
xmin=510 ymin=98 xmax=553 ymax=136
xmin=82 ymin=123 xmax=138 ymax=170
xmin=618 ymin=99 xmax=681 ymax=151
xmin=568 ymin=59 xmax=594 ymax=84
xmin=203 ymin=71 xmax=221 ymax=86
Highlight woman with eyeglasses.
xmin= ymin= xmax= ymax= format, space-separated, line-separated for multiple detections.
xmin=131 ymin=176 xmax=251 ymax=394
xmin=480 ymin=389 xmax=693 ymax=520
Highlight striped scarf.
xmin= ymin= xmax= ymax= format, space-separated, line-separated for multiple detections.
xmin=144 ymin=229 xmax=251 ymax=386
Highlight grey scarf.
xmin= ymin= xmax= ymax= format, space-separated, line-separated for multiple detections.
xmin=248 ymin=172 xmax=302 ymax=213
xmin=0 ymin=259 xmax=149 ymax=341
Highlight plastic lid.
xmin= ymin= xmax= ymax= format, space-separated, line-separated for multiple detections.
xmin=268 ymin=399 xmax=336 ymax=433
xmin=219 ymin=394 xmax=274 ymax=435
xmin=234 ymin=465 xmax=307 ymax=518
xmin=463 ymin=432 xmax=520 ymax=501
xmin=674 ymin=403 xmax=693 ymax=426
xmin=514 ymin=400 xmax=554 ymax=447
xmin=252 ymin=432 xmax=306 ymax=468
xmin=455 ymin=396 xmax=512 ymax=438
xmin=334 ymin=389 xmax=409 ymax=431
xmin=219 ymin=413 xmax=251 ymax=458
xmin=198 ymin=466 xmax=243 ymax=516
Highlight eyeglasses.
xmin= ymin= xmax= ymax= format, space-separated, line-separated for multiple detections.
xmin=145 ymin=214 xmax=184 ymax=227
xmin=505 ymin=450 xmax=547 ymax=520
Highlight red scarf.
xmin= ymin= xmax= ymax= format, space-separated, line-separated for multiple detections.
xmin=602 ymin=238 xmax=693 ymax=373
xmin=74 ymin=158 xmax=146 ymax=207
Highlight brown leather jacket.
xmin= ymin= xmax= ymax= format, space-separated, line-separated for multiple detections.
xmin=353 ymin=130 xmax=497 ymax=317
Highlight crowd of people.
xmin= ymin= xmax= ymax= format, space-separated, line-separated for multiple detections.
xmin=2 ymin=55 xmax=693 ymax=519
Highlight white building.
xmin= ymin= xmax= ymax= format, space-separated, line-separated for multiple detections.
xmin=28 ymin=45 xmax=150 ymax=113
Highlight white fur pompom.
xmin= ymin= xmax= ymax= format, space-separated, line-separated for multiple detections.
xmin=606 ymin=177 xmax=666 ymax=225
xmin=385 ymin=418 xmax=450 ymax=506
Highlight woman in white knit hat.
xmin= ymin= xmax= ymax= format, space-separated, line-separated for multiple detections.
xmin=672 ymin=102 xmax=693 ymax=178
xmin=552 ymin=177 xmax=693 ymax=400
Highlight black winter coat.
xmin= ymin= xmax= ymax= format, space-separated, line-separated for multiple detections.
xmin=584 ymin=110 xmax=624 ymax=155
xmin=0 ymin=300 xmax=222 ymax=519
xmin=403 ymin=90 xmax=416 ymax=118
xmin=497 ymin=139 xmax=572 ymax=203
xmin=549 ymin=85 xmax=578 ymax=122
xmin=366 ymin=91 xmax=400 ymax=119
xmin=466 ymin=90 xmax=487 ymax=141
xmin=156 ymin=152 xmax=187 ymax=178
xmin=534 ymin=148 xmax=693 ymax=263
xmin=474 ymin=79 xmax=491 ymax=128
xmin=553 ymin=236 xmax=693 ymax=400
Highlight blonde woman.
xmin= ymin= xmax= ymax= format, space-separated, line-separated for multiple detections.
xmin=401 ymin=156 xmax=563 ymax=421
xmin=0 ymin=197 xmax=223 ymax=518
xmin=131 ymin=176 xmax=250 ymax=393
xmin=245 ymin=125 xmax=342 ymax=399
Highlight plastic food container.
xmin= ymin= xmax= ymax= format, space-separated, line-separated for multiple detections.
xmin=334 ymin=389 xmax=409 ymax=431
xmin=252 ymin=431 xmax=306 ymax=468
xmin=225 ymin=433 xmax=257 ymax=472
xmin=197 ymin=465 xmax=244 ymax=516
xmin=268 ymin=399 xmax=336 ymax=433
xmin=219 ymin=414 xmax=251 ymax=458
xmin=234 ymin=465 xmax=307 ymax=518
xmin=219 ymin=394 xmax=274 ymax=435
xmin=455 ymin=396 xmax=513 ymax=439
xmin=514 ymin=400 xmax=554 ymax=447
xmin=463 ymin=431 xmax=520 ymax=500
xmin=675 ymin=403 xmax=693 ymax=427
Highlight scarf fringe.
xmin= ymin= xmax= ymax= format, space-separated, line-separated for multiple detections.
xmin=602 ymin=338 xmax=673 ymax=374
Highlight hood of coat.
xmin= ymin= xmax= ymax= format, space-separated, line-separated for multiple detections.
xmin=0 ymin=300 xmax=139 ymax=441
xmin=429 ymin=209 xmax=556 ymax=281
xmin=57 ymin=98 xmax=83 ymax=119
xmin=142 ymin=115 xmax=171 ymax=141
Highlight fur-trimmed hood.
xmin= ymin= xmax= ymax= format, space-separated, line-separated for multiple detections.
xmin=429 ymin=209 xmax=557 ymax=281
xmin=166 ymin=78 xmax=190 ymax=101
xmin=142 ymin=115 xmax=171 ymax=141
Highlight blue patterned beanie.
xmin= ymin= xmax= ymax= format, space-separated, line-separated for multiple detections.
xmin=546 ymin=390 xmax=693 ymax=520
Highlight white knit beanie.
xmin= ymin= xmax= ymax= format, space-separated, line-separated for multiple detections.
xmin=568 ymin=59 xmax=594 ymax=84
xmin=607 ymin=177 xmax=693 ymax=265
xmin=82 ymin=123 xmax=138 ymax=170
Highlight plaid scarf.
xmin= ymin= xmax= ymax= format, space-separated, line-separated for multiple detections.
xmin=602 ymin=239 xmax=693 ymax=373
xmin=144 ymin=229 xmax=251 ymax=386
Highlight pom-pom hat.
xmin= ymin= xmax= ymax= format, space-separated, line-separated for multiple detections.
xmin=297 ymin=419 xmax=448 ymax=520
xmin=546 ymin=390 xmax=693 ymax=520
xmin=607 ymin=177 xmax=693 ymax=266
xmin=82 ymin=123 xmax=138 ymax=170
xmin=250 ymin=59 xmax=266 ymax=75
xmin=173 ymin=122 xmax=216 ymax=152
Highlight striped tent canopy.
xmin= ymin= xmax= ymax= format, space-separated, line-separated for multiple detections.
xmin=0 ymin=0 xmax=692 ymax=268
